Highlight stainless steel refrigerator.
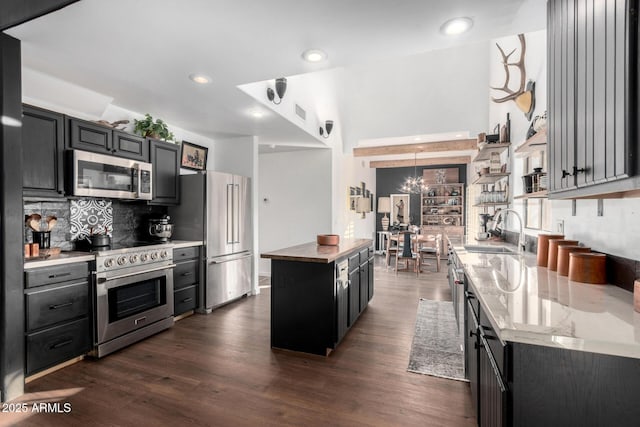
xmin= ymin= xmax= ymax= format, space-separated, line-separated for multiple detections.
xmin=169 ymin=171 xmax=252 ymax=312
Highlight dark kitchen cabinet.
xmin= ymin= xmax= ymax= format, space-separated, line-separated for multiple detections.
xmin=112 ymin=130 xmax=149 ymax=161
xmin=359 ymin=258 xmax=369 ymax=312
xmin=149 ymin=139 xmax=180 ymax=205
xmin=465 ymin=288 xmax=507 ymax=427
xmin=173 ymin=246 xmax=200 ymax=316
xmin=367 ymin=254 xmax=374 ymax=301
xmin=24 ymin=261 xmax=91 ymax=376
xmin=548 ymin=0 xmax=638 ymax=197
xmin=269 ymin=244 xmax=373 ymax=356
xmin=348 ymin=252 xmax=360 ymax=326
xmin=22 ymin=105 xmax=65 ymax=198
xmin=66 ymin=117 xmax=113 ymax=154
xmin=67 ymin=117 xmax=150 ymax=162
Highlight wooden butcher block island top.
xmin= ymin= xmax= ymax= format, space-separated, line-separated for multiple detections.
xmin=261 ymin=238 xmax=372 ymax=263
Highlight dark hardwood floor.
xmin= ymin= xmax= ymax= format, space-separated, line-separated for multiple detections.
xmin=5 ymin=256 xmax=475 ymax=426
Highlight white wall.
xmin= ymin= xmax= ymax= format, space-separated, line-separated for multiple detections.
xmin=258 ymin=148 xmax=332 ymax=275
xmin=339 ymin=41 xmax=491 ymax=152
xmin=479 ymin=30 xmax=547 ymax=238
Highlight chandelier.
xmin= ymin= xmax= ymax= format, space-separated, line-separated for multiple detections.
xmin=400 ymin=153 xmax=428 ymax=194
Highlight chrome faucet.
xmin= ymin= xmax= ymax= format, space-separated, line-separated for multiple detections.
xmin=492 ymin=208 xmax=526 ymax=253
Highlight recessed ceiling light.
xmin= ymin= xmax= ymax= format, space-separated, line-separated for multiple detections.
xmin=189 ymin=74 xmax=211 ymax=84
xmin=440 ymin=17 xmax=473 ymax=36
xmin=250 ymin=110 xmax=265 ymax=118
xmin=302 ymin=49 xmax=328 ymax=63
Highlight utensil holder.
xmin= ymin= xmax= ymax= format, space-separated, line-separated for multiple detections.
xmin=32 ymin=231 xmax=51 ymax=249
xmin=547 ymin=239 xmax=579 ymax=271
xmin=568 ymin=253 xmax=607 ymax=284
xmin=536 ymin=234 xmax=564 ymax=267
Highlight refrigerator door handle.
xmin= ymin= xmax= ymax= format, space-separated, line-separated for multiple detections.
xmin=234 ymin=183 xmax=240 ymax=244
xmin=209 ymin=253 xmax=253 ymax=264
xmin=226 ymin=184 xmax=234 ymax=244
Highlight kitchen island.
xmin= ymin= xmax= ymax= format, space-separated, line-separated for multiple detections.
xmin=262 ymin=238 xmax=373 ymax=356
xmin=449 ymin=238 xmax=640 ymax=426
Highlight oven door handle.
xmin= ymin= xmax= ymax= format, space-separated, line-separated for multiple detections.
xmin=99 ymin=264 xmax=176 ymax=282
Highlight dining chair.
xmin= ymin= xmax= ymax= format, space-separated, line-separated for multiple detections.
xmin=385 ymin=232 xmax=399 ymax=267
xmin=418 ymin=234 xmax=441 ymax=273
xmin=395 ymin=231 xmax=420 ymax=276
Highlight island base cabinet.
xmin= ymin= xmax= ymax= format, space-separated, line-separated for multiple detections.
xmin=271 ymin=260 xmax=336 ymax=356
xmin=479 ymin=335 xmax=506 ymax=427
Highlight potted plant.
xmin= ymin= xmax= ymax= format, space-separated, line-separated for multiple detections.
xmin=133 ymin=113 xmax=175 ymax=141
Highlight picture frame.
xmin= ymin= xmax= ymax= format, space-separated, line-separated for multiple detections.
xmin=180 ymin=141 xmax=208 ymax=171
xmin=390 ymin=193 xmax=410 ymax=226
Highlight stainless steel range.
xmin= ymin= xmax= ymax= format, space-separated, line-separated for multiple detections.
xmin=90 ymin=243 xmax=175 ymax=358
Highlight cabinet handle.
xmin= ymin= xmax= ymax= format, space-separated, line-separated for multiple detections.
xmin=181 ymin=272 xmax=193 ymax=277
xmin=469 ymin=329 xmax=479 ymax=338
xmin=50 ymin=339 xmax=73 ymax=350
xmin=48 ymin=272 xmax=71 ymax=279
xmin=181 ymin=297 xmax=193 ymax=303
xmin=562 ymin=167 xmax=587 ymax=178
xmin=134 ymin=316 xmax=147 ymax=325
xmin=49 ymin=302 xmax=73 ymax=310
xmin=465 ymin=291 xmax=476 ymax=299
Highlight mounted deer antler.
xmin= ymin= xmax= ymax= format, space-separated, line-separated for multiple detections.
xmin=491 ymin=33 xmax=527 ymax=103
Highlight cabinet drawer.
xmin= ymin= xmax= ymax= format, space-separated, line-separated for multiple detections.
xmin=173 ymin=259 xmax=198 ymax=290
xmin=359 ymin=248 xmax=369 ymax=263
xmin=173 ymin=246 xmax=199 ymax=261
xmin=348 ymin=253 xmax=360 ymax=273
xmin=26 ymin=317 xmax=91 ymax=375
xmin=25 ymin=262 xmax=89 ymax=288
xmin=174 ymin=285 xmax=197 ymax=315
xmin=25 ymin=281 xmax=89 ymax=331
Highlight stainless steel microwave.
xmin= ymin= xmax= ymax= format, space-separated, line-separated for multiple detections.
xmin=70 ymin=150 xmax=152 ymax=200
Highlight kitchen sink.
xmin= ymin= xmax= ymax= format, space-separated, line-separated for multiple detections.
xmin=463 ymin=245 xmax=515 ymax=254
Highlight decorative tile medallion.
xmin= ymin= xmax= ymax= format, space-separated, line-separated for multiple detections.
xmin=70 ymin=199 xmax=113 ymax=241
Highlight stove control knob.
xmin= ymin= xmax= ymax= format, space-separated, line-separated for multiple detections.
xmin=104 ymin=258 xmax=115 ymax=268
xmin=150 ymin=252 xmax=159 ymax=260
xmin=140 ymin=253 xmax=149 ymax=262
xmin=117 ymin=256 xmax=127 ymax=266
xmin=129 ymin=254 xmax=139 ymax=264
xmin=160 ymin=250 xmax=168 ymax=259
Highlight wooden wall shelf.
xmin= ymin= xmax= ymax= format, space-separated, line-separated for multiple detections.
xmin=472 ymin=173 xmax=510 ymax=185
xmin=514 ymin=128 xmax=547 ymax=156
xmin=472 ymin=142 xmax=511 ymax=162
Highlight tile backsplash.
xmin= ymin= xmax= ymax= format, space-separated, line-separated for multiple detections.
xmin=24 ymin=199 xmax=167 ymax=249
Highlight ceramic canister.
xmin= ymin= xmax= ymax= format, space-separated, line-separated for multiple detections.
xmin=537 ymin=234 xmax=564 ymax=267
xmin=568 ymin=252 xmax=607 ymax=284
xmin=557 ymin=245 xmax=591 ymax=276
xmin=547 ymin=239 xmax=579 ymax=271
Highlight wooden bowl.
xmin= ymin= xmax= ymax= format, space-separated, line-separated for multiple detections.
xmin=317 ymin=234 xmax=340 ymax=246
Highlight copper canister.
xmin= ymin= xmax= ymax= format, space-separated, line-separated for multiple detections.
xmin=537 ymin=234 xmax=564 ymax=267
xmin=557 ymin=245 xmax=591 ymax=276
xmin=547 ymin=239 xmax=579 ymax=271
xmin=568 ymin=253 xmax=607 ymax=284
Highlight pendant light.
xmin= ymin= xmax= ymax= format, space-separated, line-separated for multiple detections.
xmin=400 ymin=152 xmax=427 ymax=194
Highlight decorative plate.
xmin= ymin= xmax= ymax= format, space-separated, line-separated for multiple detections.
xmin=442 ymin=217 xmax=454 ymax=225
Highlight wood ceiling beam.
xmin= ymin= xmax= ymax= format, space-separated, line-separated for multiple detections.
xmin=370 ymin=156 xmax=471 ymax=168
xmin=353 ymin=139 xmax=477 ymax=157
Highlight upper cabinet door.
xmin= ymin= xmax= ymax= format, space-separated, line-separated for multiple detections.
xmin=149 ymin=139 xmax=180 ymax=205
xmin=113 ymin=130 xmax=149 ymax=162
xmin=22 ymin=105 xmax=65 ymax=198
xmin=548 ymin=0 xmax=637 ymax=196
xmin=66 ymin=117 xmax=112 ymax=154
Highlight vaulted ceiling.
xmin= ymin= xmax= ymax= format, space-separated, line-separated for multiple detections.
xmin=6 ymin=0 xmax=546 ymax=149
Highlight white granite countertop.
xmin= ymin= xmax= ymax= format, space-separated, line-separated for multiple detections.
xmin=24 ymin=251 xmax=95 ymax=269
xmin=451 ymin=237 xmax=640 ymax=359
